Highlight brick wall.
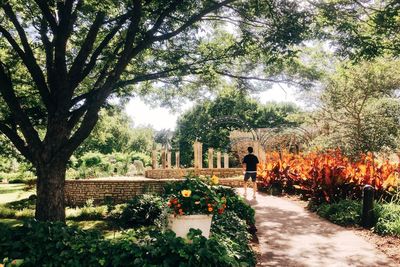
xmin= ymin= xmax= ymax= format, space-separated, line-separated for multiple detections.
xmin=65 ymin=177 xmax=246 ymax=206
xmin=145 ymin=168 xmax=243 ymax=179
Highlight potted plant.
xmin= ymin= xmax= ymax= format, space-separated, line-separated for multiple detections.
xmin=165 ymin=176 xmax=226 ymax=238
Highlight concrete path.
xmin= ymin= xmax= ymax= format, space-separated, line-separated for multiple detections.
xmin=237 ymin=188 xmax=398 ymax=267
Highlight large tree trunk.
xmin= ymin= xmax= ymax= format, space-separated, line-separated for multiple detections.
xmin=35 ymin=159 xmax=67 ymax=222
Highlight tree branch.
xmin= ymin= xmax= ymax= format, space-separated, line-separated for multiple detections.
xmin=0 ymin=122 xmax=32 ymax=161
xmin=33 ymin=0 xmax=58 ymax=30
xmin=0 ymin=62 xmax=42 ymax=151
xmin=1 ymin=3 xmax=52 ymax=109
xmin=68 ymin=12 xmax=105 ymax=89
xmin=153 ymin=0 xmax=235 ymax=41
xmin=39 ymin=18 xmax=55 ymax=92
xmin=148 ymin=0 xmax=183 ymax=35
xmin=76 ymin=15 xmax=129 ymax=88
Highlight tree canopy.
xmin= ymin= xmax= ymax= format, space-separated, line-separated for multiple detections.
xmin=318 ymin=0 xmax=400 ymax=59
xmin=173 ymin=88 xmax=300 ymax=166
xmin=309 ymin=58 xmax=400 ymax=157
xmin=0 ymin=0 xmax=312 ymax=221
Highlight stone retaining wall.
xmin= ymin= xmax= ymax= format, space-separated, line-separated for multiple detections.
xmin=65 ymin=177 xmax=245 ymax=206
xmin=145 ymin=168 xmax=243 ymax=179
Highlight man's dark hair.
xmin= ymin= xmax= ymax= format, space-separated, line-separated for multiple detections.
xmin=247 ymin=147 xmax=253 ymax=153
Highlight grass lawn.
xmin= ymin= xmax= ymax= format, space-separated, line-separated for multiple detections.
xmin=0 ymin=184 xmax=35 ymax=204
xmin=0 ymin=218 xmax=121 ymax=236
xmin=0 ymin=218 xmax=23 ymax=227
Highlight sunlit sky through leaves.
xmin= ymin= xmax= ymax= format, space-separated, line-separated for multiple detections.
xmin=125 ymin=84 xmax=306 ymax=131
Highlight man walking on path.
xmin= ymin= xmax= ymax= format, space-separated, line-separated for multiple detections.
xmin=242 ymin=146 xmax=259 ymax=197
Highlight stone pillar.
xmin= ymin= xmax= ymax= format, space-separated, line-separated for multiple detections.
xmin=194 ymin=142 xmax=198 ymax=168
xmin=152 ymin=150 xmax=157 ymax=169
xmin=161 ymin=150 xmax=166 ymax=169
xmin=216 ymin=151 xmax=221 ymax=169
xmin=223 ymin=153 xmax=229 ymax=169
xmin=175 ymin=151 xmax=180 ymax=168
xmin=198 ymin=142 xmax=203 ymax=169
xmin=208 ymin=148 xmax=214 ymax=169
xmin=193 ymin=141 xmax=203 ymax=169
xmin=167 ymin=151 xmax=172 ymax=169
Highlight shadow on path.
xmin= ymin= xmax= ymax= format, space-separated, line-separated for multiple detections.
xmin=237 ymin=189 xmax=397 ymax=267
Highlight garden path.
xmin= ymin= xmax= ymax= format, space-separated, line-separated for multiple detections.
xmin=237 ymin=188 xmax=398 ymax=267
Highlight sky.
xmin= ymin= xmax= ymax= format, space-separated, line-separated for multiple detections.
xmin=125 ymin=84 xmax=305 ymax=131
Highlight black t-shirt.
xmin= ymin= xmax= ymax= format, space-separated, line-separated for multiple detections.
xmin=242 ymin=154 xmax=259 ymax=171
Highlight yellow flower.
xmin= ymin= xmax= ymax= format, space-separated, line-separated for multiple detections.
xmin=181 ymin=189 xmax=192 ymax=197
xmin=211 ymin=175 xmax=219 ymax=185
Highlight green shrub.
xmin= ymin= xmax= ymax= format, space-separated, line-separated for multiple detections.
xmin=5 ymin=196 xmax=36 ymax=210
xmin=215 ymin=186 xmax=256 ymax=225
xmin=110 ymin=194 xmax=165 ymax=228
xmin=0 ymin=221 xmax=255 ymax=267
xmin=130 ymin=152 xmax=151 ymax=166
xmin=7 ymin=178 xmax=24 ymax=184
xmin=0 ymin=206 xmax=16 ymax=218
xmin=316 ymin=199 xmax=362 ymax=226
xmin=14 ymin=208 xmax=34 ymax=219
xmin=374 ymin=202 xmax=400 ymax=236
xmin=79 ymin=152 xmax=105 ymax=167
xmin=67 ymin=206 xmax=108 ymax=221
xmin=1 ymin=171 xmax=36 ymax=184
xmin=212 ymin=211 xmax=251 ymax=243
xmin=0 ymin=221 xmax=110 ymax=266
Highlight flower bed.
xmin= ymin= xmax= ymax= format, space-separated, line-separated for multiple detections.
xmin=257 ymin=150 xmax=400 ymax=204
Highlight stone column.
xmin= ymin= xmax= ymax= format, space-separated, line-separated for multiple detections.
xmin=193 ymin=142 xmax=199 ymax=168
xmin=167 ymin=151 xmax=172 ymax=169
xmin=152 ymin=150 xmax=157 ymax=169
xmin=198 ymin=142 xmax=203 ymax=169
xmin=223 ymin=153 xmax=229 ymax=169
xmin=193 ymin=141 xmax=203 ymax=169
xmin=216 ymin=151 xmax=221 ymax=169
xmin=208 ymin=148 xmax=214 ymax=169
xmin=175 ymin=151 xmax=180 ymax=168
xmin=161 ymin=150 xmax=166 ymax=169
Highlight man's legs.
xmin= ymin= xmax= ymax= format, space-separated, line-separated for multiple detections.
xmin=244 ymin=173 xmax=249 ymax=195
xmin=252 ymin=173 xmax=257 ymax=197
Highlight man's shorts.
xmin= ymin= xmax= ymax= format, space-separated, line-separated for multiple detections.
xmin=244 ymin=172 xmax=257 ymax=182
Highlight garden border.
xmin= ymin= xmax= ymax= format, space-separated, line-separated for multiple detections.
xmin=65 ymin=177 xmax=246 ymax=206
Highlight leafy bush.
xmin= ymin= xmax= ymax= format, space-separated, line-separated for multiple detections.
xmin=315 ymin=199 xmax=362 ymax=226
xmin=0 ymin=206 xmax=16 ymax=218
xmin=0 ymin=221 xmax=254 ymax=267
xmin=66 ymin=204 xmax=108 ymax=221
xmin=0 ymin=196 xmax=36 ymax=219
xmin=5 ymin=195 xmax=36 ymax=210
xmin=110 ymin=194 xmax=165 ymax=228
xmin=130 ymin=152 xmax=151 ymax=167
xmin=374 ymin=202 xmax=400 ymax=236
xmin=212 ymin=210 xmax=249 ymax=236
xmin=0 ymin=171 xmax=35 ymax=184
xmin=215 ymin=186 xmax=255 ymax=225
xmin=79 ymin=152 xmax=105 ymax=167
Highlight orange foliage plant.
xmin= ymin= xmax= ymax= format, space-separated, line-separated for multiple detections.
xmin=257 ymin=150 xmax=400 ymax=204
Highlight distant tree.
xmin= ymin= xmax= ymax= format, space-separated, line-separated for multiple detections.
xmin=173 ymin=88 xmax=300 ymax=166
xmin=310 ymin=59 xmax=400 ymax=157
xmin=129 ymin=127 xmax=155 ymax=153
xmin=154 ymin=129 xmax=174 ymax=149
xmin=75 ymin=107 xmax=154 ymax=155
